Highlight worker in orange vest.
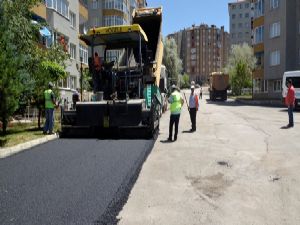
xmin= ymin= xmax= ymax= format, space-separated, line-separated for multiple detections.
xmin=94 ymin=52 xmax=102 ymax=71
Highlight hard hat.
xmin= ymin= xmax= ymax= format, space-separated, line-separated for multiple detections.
xmin=171 ymin=84 xmax=177 ymax=89
xmin=48 ymin=82 xmax=53 ymax=88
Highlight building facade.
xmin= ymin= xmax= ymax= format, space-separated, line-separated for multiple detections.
xmin=228 ymin=0 xmax=253 ymax=46
xmin=86 ymin=0 xmax=146 ymax=60
xmin=168 ymin=25 xmax=230 ymax=84
xmin=252 ymin=0 xmax=300 ymax=99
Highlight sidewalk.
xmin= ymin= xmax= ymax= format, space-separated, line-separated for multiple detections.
xmin=0 ymin=134 xmax=58 ymax=159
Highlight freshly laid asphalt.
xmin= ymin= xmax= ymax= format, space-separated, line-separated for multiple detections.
xmin=0 ymin=138 xmax=155 ymax=225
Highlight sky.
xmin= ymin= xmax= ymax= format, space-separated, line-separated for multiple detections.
xmin=146 ymin=0 xmax=233 ymax=37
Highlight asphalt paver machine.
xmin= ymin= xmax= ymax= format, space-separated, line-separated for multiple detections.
xmin=61 ymin=7 xmax=163 ymax=138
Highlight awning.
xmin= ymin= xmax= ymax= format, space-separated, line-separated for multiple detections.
xmin=39 ymin=26 xmax=51 ymax=37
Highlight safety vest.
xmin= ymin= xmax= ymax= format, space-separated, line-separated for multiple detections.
xmin=44 ymin=89 xmax=54 ymax=109
xmin=170 ymin=91 xmax=182 ymax=114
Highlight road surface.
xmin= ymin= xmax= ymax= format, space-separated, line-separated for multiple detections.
xmin=0 ymin=139 xmax=155 ymax=225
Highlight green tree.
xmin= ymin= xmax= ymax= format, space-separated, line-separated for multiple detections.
xmin=163 ymin=38 xmax=183 ymax=85
xmin=29 ymin=44 xmax=68 ymax=128
xmin=180 ymin=73 xmax=190 ymax=89
xmin=226 ymin=43 xmax=256 ymax=95
xmin=0 ymin=0 xmax=41 ymax=134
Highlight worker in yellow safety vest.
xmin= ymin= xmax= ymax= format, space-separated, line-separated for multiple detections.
xmin=167 ymin=85 xmax=184 ymax=142
xmin=43 ymin=82 xmax=57 ymax=135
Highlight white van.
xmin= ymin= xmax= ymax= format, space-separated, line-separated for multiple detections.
xmin=282 ymin=71 xmax=300 ymax=108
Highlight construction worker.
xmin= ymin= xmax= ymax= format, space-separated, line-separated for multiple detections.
xmin=168 ymin=85 xmax=184 ymax=142
xmin=285 ymin=79 xmax=296 ymax=128
xmin=43 ymin=82 xmax=57 ymax=135
xmin=189 ymin=85 xmax=199 ymax=132
xmin=94 ymin=52 xmax=102 ymax=72
xmin=72 ymin=89 xmax=80 ymax=109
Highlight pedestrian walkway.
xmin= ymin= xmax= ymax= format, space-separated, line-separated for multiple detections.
xmin=117 ymin=91 xmax=300 ymax=225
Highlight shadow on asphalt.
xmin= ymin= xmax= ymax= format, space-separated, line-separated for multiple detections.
xmin=160 ymin=139 xmax=173 ymax=144
xmin=205 ymin=99 xmax=242 ymax=107
xmin=206 ymin=99 xmax=290 ymax=109
xmin=280 ymin=125 xmax=294 ymax=129
xmin=182 ymin=130 xmax=194 ymax=133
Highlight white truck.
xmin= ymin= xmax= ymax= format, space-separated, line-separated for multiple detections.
xmin=282 ymin=71 xmax=300 ymax=108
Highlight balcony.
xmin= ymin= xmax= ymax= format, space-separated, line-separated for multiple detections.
xmin=31 ymin=2 xmax=47 ymax=20
xmin=79 ymin=0 xmax=88 ymax=21
xmin=253 ymin=66 xmax=264 ymax=79
xmin=253 ymin=43 xmax=264 ymax=53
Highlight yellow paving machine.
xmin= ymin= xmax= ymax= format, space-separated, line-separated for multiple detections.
xmin=61 ymin=7 xmax=163 ymax=138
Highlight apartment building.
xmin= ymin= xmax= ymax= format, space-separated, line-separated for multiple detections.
xmin=168 ymin=25 xmax=230 ymax=84
xmin=86 ymin=0 xmax=146 ymax=60
xmin=228 ymin=0 xmax=253 ymax=46
xmin=253 ymin=0 xmax=300 ymax=99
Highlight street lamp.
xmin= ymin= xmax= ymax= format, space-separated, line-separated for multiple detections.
xmin=80 ymin=57 xmax=83 ymax=101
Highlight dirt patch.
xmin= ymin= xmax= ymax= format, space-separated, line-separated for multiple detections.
xmin=187 ymin=173 xmax=233 ymax=199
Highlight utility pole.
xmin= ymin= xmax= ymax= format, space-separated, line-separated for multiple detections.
xmin=80 ymin=57 xmax=83 ymax=101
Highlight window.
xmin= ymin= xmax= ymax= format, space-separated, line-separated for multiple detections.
xmin=46 ymin=0 xmax=69 ymax=18
xmin=69 ymin=76 xmax=76 ymax=90
xmin=239 ymin=13 xmax=243 ymax=18
xmin=231 ymin=33 xmax=236 ymax=38
xmin=79 ymin=44 xmax=88 ymax=65
xmin=255 ymin=0 xmax=264 ymax=17
xmin=69 ymin=43 xmax=76 ymax=60
xmin=239 ymin=4 xmax=242 ymax=9
xmin=245 ymin=13 xmax=249 ymax=18
xmin=58 ymin=74 xmax=76 ymax=89
xmin=104 ymin=15 xmax=125 ymax=26
xmin=245 ymin=3 xmax=250 ymax=8
xmin=92 ymin=0 xmax=100 ymax=9
xmin=232 ymin=14 xmax=236 ymax=19
xmin=93 ymin=17 xmax=101 ymax=27
xmin=232 ymin=5 xmax=236 ymax=9
xmin=270 ymin=50 xmax=280 ymax=66
xmin=273 ymin=80 xmax=282 ymax=92
xmin=270 ymin=22 xmax=280 ymax=38
xmin=238 ymin=23 xmax=243 ymax=28
xmin=70 ymin=11 xmax=76 ymax=28
xmin=263 ymin=80 xmax=268 ymax=92
xmin=270 ymin=0 xmax=279 ymax=9
xmin=254 ymin=78 xmax=262 ymax=93
xmin=254 ymin=26 xmax=264 ymax=44
xmin=238 ymin=32 xmax=243 ymax=38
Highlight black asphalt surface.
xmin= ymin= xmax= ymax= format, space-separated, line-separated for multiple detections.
xmin=0 ymin=138 xmax=155 ymax=225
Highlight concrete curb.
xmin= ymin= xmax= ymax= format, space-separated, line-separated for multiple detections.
xmin=235 ymin=99 xmax=284 ymax=108
xmin=0 ymin=134 xmax=58 ymax=159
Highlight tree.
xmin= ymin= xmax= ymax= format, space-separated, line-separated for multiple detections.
xmin=180 ymin=73 xmax=190 ymax=89
xmin=163 ymin=38 xmax=183 ymax=85
xmin=29 ymin=44 xmax=68 ymax=129
xmin=0 ymin=0 xmax=41 ymax=134
xmin=226 ymin=43 xmax=256 ymax=95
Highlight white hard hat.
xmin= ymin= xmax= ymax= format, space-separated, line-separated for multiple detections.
xmin=191 ymin=85 xmax=195 ymax=89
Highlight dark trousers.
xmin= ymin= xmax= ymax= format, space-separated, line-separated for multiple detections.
xmin=288 ymin=105 xmax=294 ymax=126
xmin=189 ymin=108 xmax=197 ymax=131
xmin=44 ymin=108 xmax=54 ymax=133
xmin=169 ymin=114 xmax=180 ymax=139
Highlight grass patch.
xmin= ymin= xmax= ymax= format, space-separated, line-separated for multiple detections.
xmin=0 ymin=120 xmax=61 ymax=148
